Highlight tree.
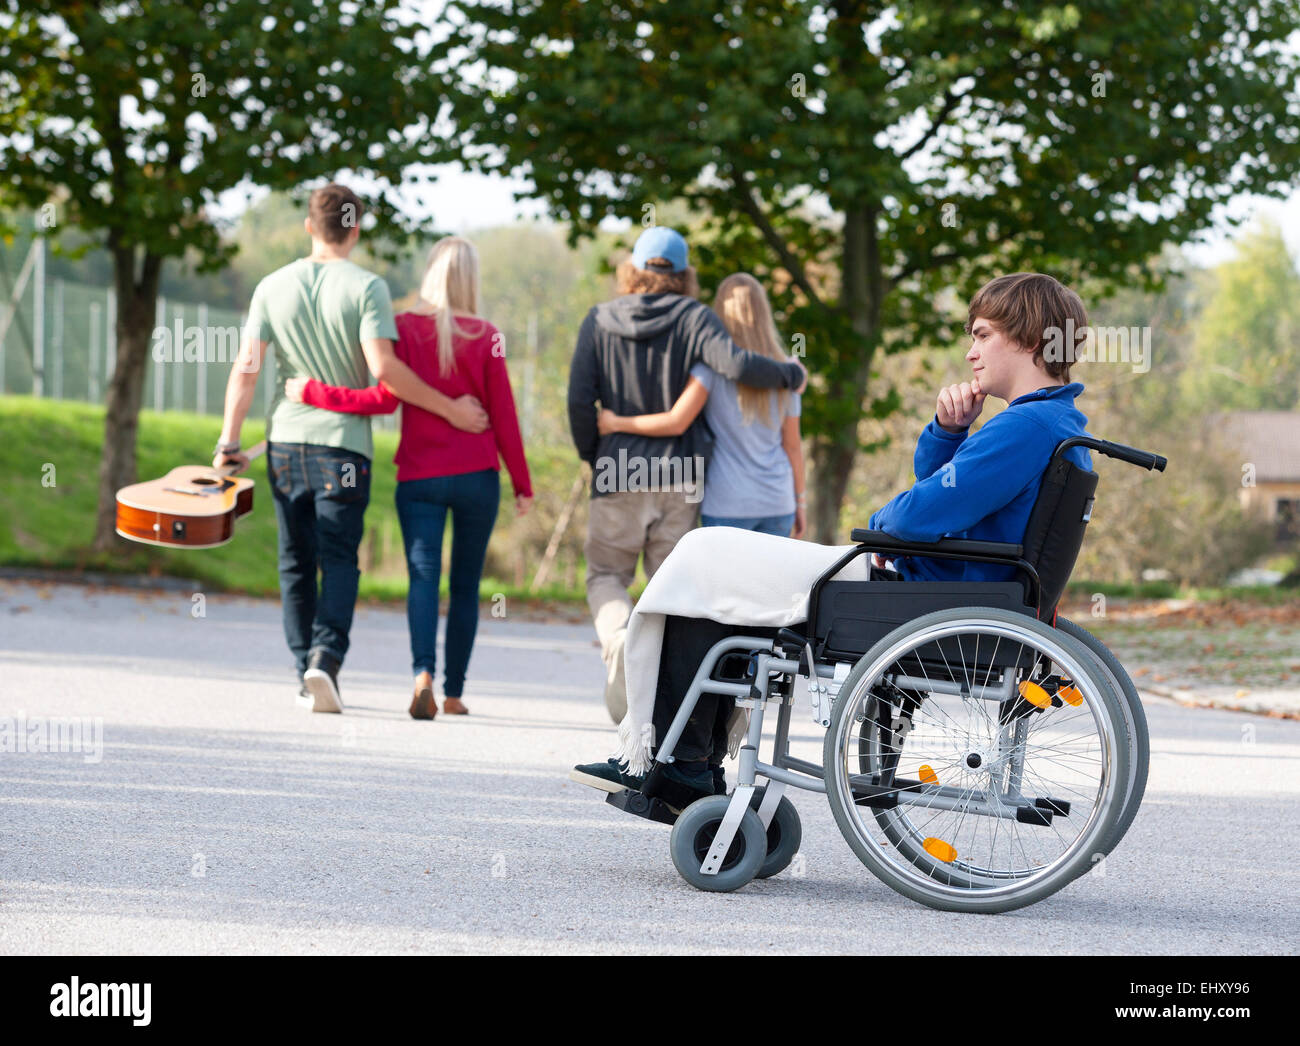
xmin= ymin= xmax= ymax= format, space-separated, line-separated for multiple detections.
xmin=0 ymin=0 xmax=451 ymax=549
xmin=438 ymin=0 xmax=1300 ymax=541
xmin=1181 ymin=221 xmax=1300 ymax=412
xmin=1075 ymin=353 xmax=1274 ymax=588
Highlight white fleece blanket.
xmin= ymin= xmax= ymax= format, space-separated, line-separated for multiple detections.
xmin=613 ymin=526 xmax=871 ymax=775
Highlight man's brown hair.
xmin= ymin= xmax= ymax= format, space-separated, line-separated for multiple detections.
xmin=615 ymin=257 xmax=700 ymax=298
xmin=308 ymin=183 xmax=364 ymax=245
xmin=964 ymin=272 xmax=1087 ymax=381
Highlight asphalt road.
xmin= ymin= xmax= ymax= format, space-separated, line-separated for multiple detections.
xmin=1 ymin=579 xmax=1296 ymax=955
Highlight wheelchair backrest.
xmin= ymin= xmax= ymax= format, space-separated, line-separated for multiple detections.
xmin=1020 ymin=454 xmax=1099 ymax=619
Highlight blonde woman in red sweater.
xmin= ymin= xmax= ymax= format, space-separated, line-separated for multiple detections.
xmin=287 ymin=237 xmax=532 ymax=720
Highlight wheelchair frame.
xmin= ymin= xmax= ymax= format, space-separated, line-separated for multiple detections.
xmin=621 ymin=628 xmax=1041 ymax=878
xmin=606 ymin=434 xmax=1168 ymax=884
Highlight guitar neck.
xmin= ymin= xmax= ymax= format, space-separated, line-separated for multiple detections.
xmin=217 ymin=440 xmax=267 ymax=477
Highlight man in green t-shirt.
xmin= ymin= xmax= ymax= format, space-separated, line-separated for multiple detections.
xmin=214 ymin=183 xmax=490 ymax=713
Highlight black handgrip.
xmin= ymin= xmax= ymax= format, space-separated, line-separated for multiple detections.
xmin=777 ymin=627 xmax=808 ymax=650
xmin=1101 ymin=441 xmax=1167 ymax=472
xmin=1056 ymin=436 xmax=1167 ymax=472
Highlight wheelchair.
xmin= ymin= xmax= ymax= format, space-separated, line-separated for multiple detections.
xmin=604 ymin=435 xmax=1168 ymax=913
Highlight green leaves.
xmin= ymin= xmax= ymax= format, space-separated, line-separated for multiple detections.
xmin=1182 ymin=222 xmax=1300 ymax=412
xmin=439 ymin=0 xmax=1300 ymax=536
xmin=0 ymin=0 xmax=456 ymax=270
xmin=444 ymin=0 xmax=1300 ymax=344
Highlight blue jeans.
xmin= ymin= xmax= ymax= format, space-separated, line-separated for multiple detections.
xmin=267 ymin=442 xmax=371 ymax=676
xmin=701 ymin=511 xmax=796 ymax=537
xmin=395 ymin=469 xmax=500 ymax=696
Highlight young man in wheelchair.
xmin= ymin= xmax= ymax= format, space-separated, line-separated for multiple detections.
xmin=571 ymin=272 xmax=1093 ymax=808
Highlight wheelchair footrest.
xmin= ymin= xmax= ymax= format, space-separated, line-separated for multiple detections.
xmin=1015 ymin=805 xmax=1054 ymax=826
xmin=605 ymin=788 xmax=679 ymax=826
xmin=1035 ymin=796 xmax=1071 ymax=817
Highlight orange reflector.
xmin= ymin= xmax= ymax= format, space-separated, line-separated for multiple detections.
xmin=1019 ymin=680 xmax=1051 ymax=708
xmin=918 ymin=765 xmax=938 ymax=785
xmin=1058 ymin=684 xmax=1083 ymax=707
xmin=923 ymin=837 xmax=957 ymax=863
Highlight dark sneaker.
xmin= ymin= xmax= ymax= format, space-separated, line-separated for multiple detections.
xmin=295 ymin=684 xmax=313 ymax=709
xmin=644 ymin=763 xmax=718 ymax=814
xmin=663 ymin=764 xmax=716 ymax=800
xmin=570 ymin=758 xmax=644 ymax=794
xmin=302 ymin=649 xmax=344 ymax=714
xmin=712 ymin=765 xmax=727 ymax=795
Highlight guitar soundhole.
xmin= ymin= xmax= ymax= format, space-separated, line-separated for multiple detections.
xmin=191 ymin=477 xmax=219 ymax=486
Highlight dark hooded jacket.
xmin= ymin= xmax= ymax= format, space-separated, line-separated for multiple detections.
xmin=567 ymin=293 xmax=804 ymax=496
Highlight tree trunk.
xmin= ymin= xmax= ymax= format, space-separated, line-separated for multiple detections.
xmin=92 ymin=246 xmax=162 ymax=552
xmin=807 ymin=202 xmax=883 ymax=544
xmin=808 ymin=423 xmax=863 ymax=543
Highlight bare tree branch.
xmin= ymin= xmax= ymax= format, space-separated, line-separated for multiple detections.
xmin=889 ymin=247 xmax=962 ymax=287
xmin=889 ymin=227 xmax=1018 ymax=288
xmin=729 ymin=169 xmax=827 ymax=310
xmin=898 ymin=87 xmax=965 ymax=162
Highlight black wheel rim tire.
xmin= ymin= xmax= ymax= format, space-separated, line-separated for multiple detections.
xmin=765 ymin=818 xmax=784 ymax=855
xmin=692 ymin=818 xmax=748 ymax=872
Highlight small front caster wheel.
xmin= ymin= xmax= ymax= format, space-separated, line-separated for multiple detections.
xmin=669 ymin=794 xmax=767 ymax=892
xmin=748 ymin=786 xmax=803 ymax=879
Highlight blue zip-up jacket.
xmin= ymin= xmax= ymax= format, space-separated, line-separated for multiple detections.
xmin=868 ymin=382 xmax=1091 ymax=583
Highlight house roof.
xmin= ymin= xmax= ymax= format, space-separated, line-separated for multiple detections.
xmin=1219 ymin=411 xmax=1300 ymax=483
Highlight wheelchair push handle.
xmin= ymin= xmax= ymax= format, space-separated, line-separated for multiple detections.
xmin=1056 ymin=435 xmax=1167 ymax=472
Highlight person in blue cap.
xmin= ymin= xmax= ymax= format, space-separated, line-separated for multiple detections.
xmin=595 ymin=271 xmax=808 ymax=540
xmin=567 ymin=226 xmax=808 ymax=723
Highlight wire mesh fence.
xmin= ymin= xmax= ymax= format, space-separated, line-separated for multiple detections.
xmin=1 ymin=253 xmax=394 ymax=430
xmin=1 ymin=270 xmax=266 ymax=414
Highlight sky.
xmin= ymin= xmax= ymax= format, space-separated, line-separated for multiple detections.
xmin=217 ymin=162 xmax=1300 ymax=270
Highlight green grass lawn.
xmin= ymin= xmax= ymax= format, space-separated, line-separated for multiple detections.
xmin=4 ymin=395 xmax=1289 ymax=652
xmin=0 ymin=395 xmax=589 ymax=604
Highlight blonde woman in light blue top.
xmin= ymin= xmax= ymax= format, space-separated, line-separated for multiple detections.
xmin=597 ymin=273 xmax=806 ymax=537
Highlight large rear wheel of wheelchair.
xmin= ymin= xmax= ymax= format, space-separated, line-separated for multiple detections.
xmin=854 ymin=614 xmax=1150 ymax=861
xmin=828 ymin=607 xmax=1129 ymax=914
xmin=670 ymin=795 xmax=767 ymax=892
xmin=1055 ymin=616 xmax=1149 ymax=856
xmin=747 ymin=786 xmax=803 ymax=879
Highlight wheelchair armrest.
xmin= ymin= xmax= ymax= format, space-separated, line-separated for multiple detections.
xmin=849 ymin=529 xmax=1024 ymax=561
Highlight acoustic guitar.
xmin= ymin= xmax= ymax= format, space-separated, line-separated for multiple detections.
xmin=115 ymin=442 xmax=267 ymax=549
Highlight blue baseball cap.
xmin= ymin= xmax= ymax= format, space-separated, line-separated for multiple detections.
xmin=631 ymin=226 xmax=689 ymax=272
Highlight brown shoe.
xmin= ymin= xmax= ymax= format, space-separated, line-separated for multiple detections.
xmin=442 ymin=697 xmax=469 ymax=715
xmin=409 ymin=683 xmax=436 ymax=720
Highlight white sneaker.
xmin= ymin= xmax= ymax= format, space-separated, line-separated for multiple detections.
xmin=302 ymin=667 xmax=344 ymax=714
xmin=603 ymin=634 xmax=628 ymax=723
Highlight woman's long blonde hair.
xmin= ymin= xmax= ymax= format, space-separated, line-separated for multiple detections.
xmin=413 ymin=236 xmax=483 ymax=376
xmin=713 ymin=273 xmax=790 ymax=427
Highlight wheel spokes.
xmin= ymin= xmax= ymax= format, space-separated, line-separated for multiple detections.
xmin=845 ymin=621 xmax=1117 ymax=890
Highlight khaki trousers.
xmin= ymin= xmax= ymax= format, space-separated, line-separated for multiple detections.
xmin=585 ymin=490 xmax=698 ymax=721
